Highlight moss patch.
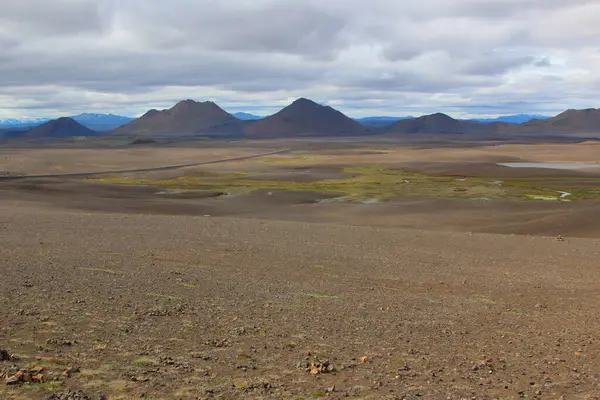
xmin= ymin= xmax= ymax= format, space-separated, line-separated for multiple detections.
xmin=301 ymin=293 xmax=339 ymax=300
xmin=88 ymin=164 xmax=600 ymax=201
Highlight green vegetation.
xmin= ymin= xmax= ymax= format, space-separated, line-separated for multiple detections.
xmin=524 ymin=193 xmax=561 ymax=201
xmin=89 ymin=164 xmax=600 ymax=201
xmin=132 ymin=358 xmax=156 ymax=366
xmin=79 ymin=267 xmax=116 ymax=274
xmin=301 ymin=293 xmax=339 ymax=300
xmin=179 ymin=283 xmax=198 ymax=289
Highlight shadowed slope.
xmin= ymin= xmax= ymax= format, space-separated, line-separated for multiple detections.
xmin=244 ymin=98 xmax=371 ymax=138
xmin=22 ymin=117 xmax=98 ymax=138
xmin=112 ymin=100 xmax=243 ymax=137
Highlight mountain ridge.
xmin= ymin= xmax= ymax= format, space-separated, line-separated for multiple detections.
xmin=2 ymin=100 xmax=599 ymax=138
xmin=242 ymin=98 xmax=371 ymax=138
xmin=17 ymin=117 xmax=98 ymax=138
xmin=112 ymin=100 xmax=244 ymax=137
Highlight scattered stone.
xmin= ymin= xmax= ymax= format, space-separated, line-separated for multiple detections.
xmin=45 ymin=390 xmax=104 ymax=400
xmin=296 ymin=359 xmax=311 ymax=370
xmin=233 ymin=326 xmax=259 ymax=335
xmin=5 ymin=367 xmax=46 ymax=385
xmin=47 ymin=338 xmax=76 ymax=346
xmin=191 ymin=352 xmax=212 ymax=361
xmin=61 ymin=367 xmax=81 ymax=378
xmin=204 ymin=339 xmax=229 ymax=348
xmin=471 ymin=360 xmax=489 ymax=372
xmin=0 ymin=349 xmax=11 ymax=361
xmin=307 ymin=358 xmax=336 ymax=375
xmin=160 ymin=356 xmax=194 ymax=372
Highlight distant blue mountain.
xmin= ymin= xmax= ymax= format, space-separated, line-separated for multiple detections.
xmin=355 ymin=114 xmax=551 ymax=127
xmin=0 ymin=117 xmax=49 ymax=128
xmin=233 ymin=112 xmax=263 ymax=120
xmin=0 ymin=113 xmax=134 ymax=131
xmin=70 ymin=113 xmax=134 ymax=131
xmin=469 ymin=114 xmax=550 ymax=124
xmin=355 ymin=116 xmax=414 ymax=127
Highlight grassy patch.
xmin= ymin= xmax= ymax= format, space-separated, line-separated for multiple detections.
xmin=180 ymin=283 xmax=198 ymax=289
xmin=79 ymin=267 xmax=116 ymax=274
xmin=234 ymin=380 xmax=250 ymax=390
xmin=261 ymin=154 xmax=321 ymax=165
xmin=132 ymin=358 xmax=156 ymax=366
xmin=503 ymin=310 xmax=523 ymax=317
xmin=88 ymin=163 xmax=600 ymax=201
xmin=524 ymin=193 xmax=559 ymax=201
xmin=472 ymin=294 xmax=497 ymax=305
xmin=301 ymin=293 xmax=339 ymax=300
xmin=42 ymin=357 xmax=70 ymax=366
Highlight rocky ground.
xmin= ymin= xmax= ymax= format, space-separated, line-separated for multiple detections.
xmin=3 ymin=201 xmax=600 ymax=399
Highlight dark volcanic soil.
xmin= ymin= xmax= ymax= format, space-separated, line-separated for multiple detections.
xmin=3 ymin=202 xmax=600 ymax=399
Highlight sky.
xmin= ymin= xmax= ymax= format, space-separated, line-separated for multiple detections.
xmin=1 ymin=0 xmax=600 ymax=119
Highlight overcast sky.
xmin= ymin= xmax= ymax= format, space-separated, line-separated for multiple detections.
xmin=1 ymin=0 xmax=599 ymax=119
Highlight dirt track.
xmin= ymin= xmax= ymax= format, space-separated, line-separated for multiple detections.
xmin=2 ymin=201 xmax=600 ymax=399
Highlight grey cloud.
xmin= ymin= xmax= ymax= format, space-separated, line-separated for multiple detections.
xmin=534 ymin=58 xmax=552 ymax=67
xmin=114 ymin=0 xmax=347 ymax=59
xmin=1 ymin=0 xmax=599 ymax=118
xmin=460 ymin=54 xmax=535 ymax=76
xmin=0 ymin=0 xmax=105 ymax=36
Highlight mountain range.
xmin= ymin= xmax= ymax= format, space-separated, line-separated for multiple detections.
xmin=9 ymin=117 xmax=99 ymax=138
xmin=470 ymin=114 xmax=549 ymax=124
xmin=229 ymin=114 xmax=548 ymax=126
xmin=0 ymin=113 xmax=134 ymax=131
xmin=232 ymin=112 xmax=263 ymax=120
xmin=1 ymin=99 xmax=599 ymax=139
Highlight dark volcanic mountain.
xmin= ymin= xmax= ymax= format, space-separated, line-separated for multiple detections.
xmin=386 ymin=113 xmax=501 ymax=134
xmin=23 ymin=117 xmax=97 ymax=138
xmin=113 ymin=100 xmax=243 ymax=137
xmin=243 ymin=98 xmax=370 ymax=138
xmin=516 ymin=108 xmax=600 ymax=134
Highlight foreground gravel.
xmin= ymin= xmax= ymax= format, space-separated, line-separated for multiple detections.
xmin=2 ymin=201 xmax=600 ymax=399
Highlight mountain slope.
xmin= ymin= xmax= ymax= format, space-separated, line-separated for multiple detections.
xmin=22 ymin=117 xmax=98 ymax=138
xmin=515 ymin=108 xmax=600 ymax=134
xmin=471 ymin=114 xmax=549 ymax=124
xmin=113 ymin=100 xmax=243 ymax=137
xmin=244 ymin=98 xmax=370 ymax=138
xmin=386 ymin=113 xmax=500 ymax=134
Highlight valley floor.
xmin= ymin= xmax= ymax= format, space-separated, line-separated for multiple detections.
xmin=2 ymin=203 xmax=600 ymax=399
xmin=2 ymin=138 xmax=600 ymax=399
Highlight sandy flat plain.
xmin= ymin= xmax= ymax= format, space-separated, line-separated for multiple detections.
xmin=2 ymin=138 xmax=600 ymax=399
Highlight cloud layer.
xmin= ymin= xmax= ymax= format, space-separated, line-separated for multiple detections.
xmin=1 ymin=0 xmax=599 ymax=118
